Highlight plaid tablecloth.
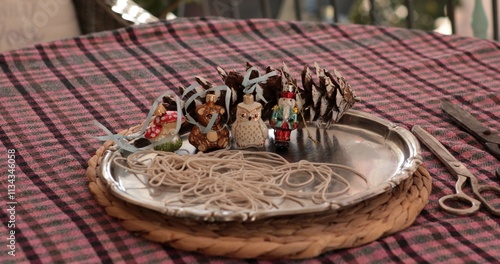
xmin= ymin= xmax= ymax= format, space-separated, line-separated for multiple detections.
xmin=1 ymin=17 xmax=499 ymax=263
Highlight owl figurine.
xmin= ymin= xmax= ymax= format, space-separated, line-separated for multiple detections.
xmin=231 ymin=94 xmax=268 ymax=148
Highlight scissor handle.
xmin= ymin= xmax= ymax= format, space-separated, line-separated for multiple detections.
xmin=438 ymin=175 xmax=481 ymax=215
xmin=438 ymin=193 xmax=481 ymax=215
xmin=473 ymin=184 xmax=500 ymax=216
xmin=484 ymin=142 xmax=500 ymax=160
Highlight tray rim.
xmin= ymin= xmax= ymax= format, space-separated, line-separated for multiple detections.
xmin=98 ymin=109 xmax=422 ymax=222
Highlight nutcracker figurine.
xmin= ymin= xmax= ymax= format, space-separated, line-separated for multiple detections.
xmin=270 ymin=83 xmax=299 ymax=147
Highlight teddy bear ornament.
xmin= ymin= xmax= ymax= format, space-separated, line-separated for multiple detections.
xmin=188 ymin=94 xmax=230 ymax=152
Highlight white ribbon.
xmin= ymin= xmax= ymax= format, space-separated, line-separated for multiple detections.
xmin=183 ymin=84 xmax=232 ymax=134
xmin=241 ymin=66 xmax=277 ymax=103
xmin=94 ymin=91 xmax=183 ymax=153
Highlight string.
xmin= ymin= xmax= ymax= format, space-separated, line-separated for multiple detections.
xmin=114 ymin=149 xmax=367 ymax=211
xmin=183 ymin=84 xmax=232 ymax=134
xmin=94 ymin=91 xmax=183 ymax=152
xmin=94 ymin=82 xmax=231 ymax=152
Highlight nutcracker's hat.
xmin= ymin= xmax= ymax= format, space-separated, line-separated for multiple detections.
xmin=281 ymin=83 xmax=296 ymax=98
xmin=280 ymin=63 xmax=297 ymax=99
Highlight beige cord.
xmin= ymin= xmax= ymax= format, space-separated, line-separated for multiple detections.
xmin=114 ymin=150 xmax=367 ymax=211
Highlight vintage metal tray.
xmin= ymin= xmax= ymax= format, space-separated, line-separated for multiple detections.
xmin=99 ymin=110 xmax=422 ymax=222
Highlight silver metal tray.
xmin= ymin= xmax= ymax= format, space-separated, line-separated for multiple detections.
xmin=99 ymin=110 xmax=422 ymax=222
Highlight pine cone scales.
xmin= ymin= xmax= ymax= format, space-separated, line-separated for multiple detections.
xmin=216 ymin=66 xmax=247 ymax=123
xmin=160 ymin=62 xmax=358 ymax=129
xmin=300 ymin=63 xmax=359 ymax=126
xmin=259 ymin=66 xmax=282 ymax=120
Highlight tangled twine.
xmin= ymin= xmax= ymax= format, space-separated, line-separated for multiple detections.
xmin=113 ymin=150 xmax=367 ymax=211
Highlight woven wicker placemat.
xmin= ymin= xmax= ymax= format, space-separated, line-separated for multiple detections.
xmin=86 ymin=138 xmax=431 ymax=259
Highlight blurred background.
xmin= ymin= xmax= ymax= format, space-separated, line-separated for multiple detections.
xmin=134 ymin=0 xmax=499 ymax=39
xmin=0 ymin=0 xmax=497 ymax=53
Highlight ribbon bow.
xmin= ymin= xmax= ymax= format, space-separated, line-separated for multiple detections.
xmin=94 ymin=91 xmax=183 ymax=153
xmin=241 ymin=66 xmax=277 ymax=103
xmin=182 ymin=83 xmax=232 ymax=134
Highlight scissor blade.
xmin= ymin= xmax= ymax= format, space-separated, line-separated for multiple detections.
xmin=411 ymin=125 xmax=472 ymax=178
xmin=442 ymin=99 xmax=500 ymax=145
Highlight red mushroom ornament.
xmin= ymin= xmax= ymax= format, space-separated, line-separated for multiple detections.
xmin=144 ymin=107 xmax=184 ymax=152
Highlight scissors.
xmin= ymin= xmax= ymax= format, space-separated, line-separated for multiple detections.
xmin=442 ymin=99 xmax=500 ymax=160
xmin=412 ymin=125 xmax=500 ymax=216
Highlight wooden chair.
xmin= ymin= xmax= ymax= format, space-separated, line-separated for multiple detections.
xmin=72 ymin=0 xmax=158 ymax=35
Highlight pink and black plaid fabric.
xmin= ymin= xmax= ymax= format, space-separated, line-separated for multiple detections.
xmin=1 ymin=17 xmax=499 ymax=263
